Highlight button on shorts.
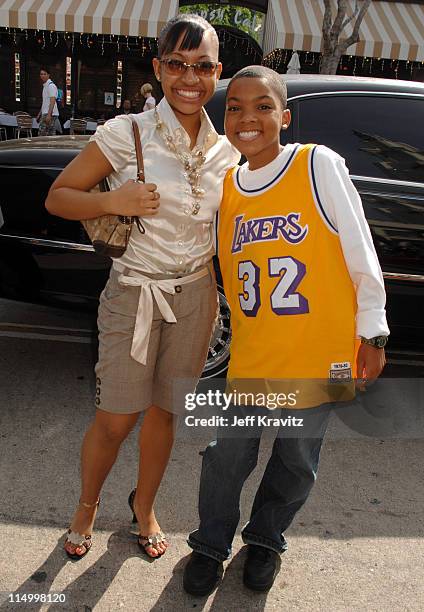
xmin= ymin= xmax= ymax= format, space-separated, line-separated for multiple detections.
xmin=94 ymin=265 xmax=218 ymax=414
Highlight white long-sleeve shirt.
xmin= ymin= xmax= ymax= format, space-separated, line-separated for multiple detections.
xmin=236 ymin=143 xmax=389 ymax=339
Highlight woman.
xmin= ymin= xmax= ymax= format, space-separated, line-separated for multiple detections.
xmin=45 ymin=14 xmax=239 ymax=559
xmin=140 ymin=83 xmax=156 ymax=111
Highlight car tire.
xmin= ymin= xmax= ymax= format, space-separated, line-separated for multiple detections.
xmin=201 ymin=286 xmax=231 ymax=379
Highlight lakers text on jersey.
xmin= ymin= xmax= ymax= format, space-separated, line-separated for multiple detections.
xmin=218 ymin=144 xmax=360 ymax=409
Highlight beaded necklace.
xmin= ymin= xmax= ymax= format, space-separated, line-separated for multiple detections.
xmin=154 ymin=108 xmax=207 ymax=215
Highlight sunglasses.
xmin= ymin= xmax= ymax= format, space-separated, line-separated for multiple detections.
xmin=159 ymin=58 xmax=219 ymax=77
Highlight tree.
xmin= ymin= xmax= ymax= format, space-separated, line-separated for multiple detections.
xmin=320 ymin=0 xmax=372 ymax=74
xmin=180 ymin=3 xmax=263 ymax=43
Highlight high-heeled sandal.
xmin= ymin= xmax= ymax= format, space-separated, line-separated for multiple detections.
xmin=64 ymin=498 xmax=100 ymax=561
xmin=128 ymin=489 xmax=167 ymax=559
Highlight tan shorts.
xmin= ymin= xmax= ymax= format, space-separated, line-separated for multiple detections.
xmin=94 ymin=265 xmax=217 ymax=414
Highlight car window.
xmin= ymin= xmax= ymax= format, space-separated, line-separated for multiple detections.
xmin=0 ymin=167 xmax=89 ymax=243
xmin=296 ymin=94 xmax=424 ymax=183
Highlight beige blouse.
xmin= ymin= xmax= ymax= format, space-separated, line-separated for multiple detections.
xmin=90 ymin=97 xmax=240 ymax=275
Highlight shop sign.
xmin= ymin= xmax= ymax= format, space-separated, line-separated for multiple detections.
xmin=180 ymin=4 xmax=264 ymax=44
xmin=104 ymin=92 xmax=114 ymax=105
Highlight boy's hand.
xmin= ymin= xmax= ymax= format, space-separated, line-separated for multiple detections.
xmin=356 ymin=344 xmax=386 ymax=391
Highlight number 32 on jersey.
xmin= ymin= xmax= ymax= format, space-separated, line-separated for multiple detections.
xmin=238 ymin=257 xmax=309 ymax=317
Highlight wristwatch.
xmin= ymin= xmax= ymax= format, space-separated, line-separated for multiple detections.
xmin=360 ymin=335 xmax=388 ymax=349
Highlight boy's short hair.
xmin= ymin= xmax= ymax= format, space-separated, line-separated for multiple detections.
xmin=158 ymin=13 xmax=218 ymax=58
xmin=228 ymin=65 xmax=287 ymax=109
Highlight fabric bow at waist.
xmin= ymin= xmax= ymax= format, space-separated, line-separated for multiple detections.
xmin=117 ymin=266 xmax=209 ymax=365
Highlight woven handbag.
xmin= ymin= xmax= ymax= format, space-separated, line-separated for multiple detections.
xmin=82 ymin=117 xmax=145 ymax=258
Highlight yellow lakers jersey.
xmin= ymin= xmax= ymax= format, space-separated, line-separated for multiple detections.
xmin=218 ymin=144 xmax=359 ymax=409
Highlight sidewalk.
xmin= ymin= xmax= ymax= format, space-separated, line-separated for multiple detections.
xmin=0 ymin=338 xmax=423 ymax=610
xmin=1 ymin=432 xmax=423 ymax=611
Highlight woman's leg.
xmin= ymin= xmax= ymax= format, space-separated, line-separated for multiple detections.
xmin=65 ymin=408 xmax=140 ymax=556
xmin=130 ymin=269 xmax=217 ymax=557
xmin=132 ymin=405 xmax=175 ymax=557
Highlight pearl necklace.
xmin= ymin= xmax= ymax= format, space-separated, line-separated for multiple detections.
xmin=154 ymin=108 xmax=206 ymax=215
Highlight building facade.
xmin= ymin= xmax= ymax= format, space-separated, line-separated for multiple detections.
xmin=0 ymin=0 xmax=423 ymax=118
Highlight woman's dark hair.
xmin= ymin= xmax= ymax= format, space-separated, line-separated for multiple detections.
xmin=39 ymin=66 xmax=50 ymax=74
xmin=158 ymin=13 xmax=218 ymax=58
xmin=228 ymin=65 xmax=288 ymax=109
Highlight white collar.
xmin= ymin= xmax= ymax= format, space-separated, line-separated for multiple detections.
xmin=237 ymin=144 xmax=299 ymax=192
xmin=156 ymin=97 xmax=218 ymax=152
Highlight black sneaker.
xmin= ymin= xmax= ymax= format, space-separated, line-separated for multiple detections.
xmin=183 ymin=551 xmax=223 ymax=597
xmin=243 ymin=545 xmax=281 ymax=591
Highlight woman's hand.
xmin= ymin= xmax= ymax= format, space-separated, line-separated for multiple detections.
xmin=46 ymin=142 xmax=160 ymax=221
xmin=108 ymin=180 xmax=160 ymax=217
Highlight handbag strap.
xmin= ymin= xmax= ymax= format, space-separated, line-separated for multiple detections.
xmin=127 ymin=115 xmax=146 ymax=234
xmin=130 ymin=117 xmax=144 ymax=183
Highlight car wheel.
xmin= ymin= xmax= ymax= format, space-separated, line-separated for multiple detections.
xmin=201 ymin=286 xmax=231 ymax=379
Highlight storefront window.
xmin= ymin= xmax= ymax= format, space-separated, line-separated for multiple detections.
xmin=124 ymin=58 xmax=159 ymax=113
xmin=23 ymin=43 xmax=64 ymax=116
xmin=77 ymin=54 xmax=116 ymax=117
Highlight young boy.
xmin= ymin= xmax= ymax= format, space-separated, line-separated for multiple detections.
xmin=183 ymin=66 xmax=389 ymax=596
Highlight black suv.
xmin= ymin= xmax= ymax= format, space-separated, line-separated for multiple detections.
xmin=0 ymin=74 xmax=423 ymax=376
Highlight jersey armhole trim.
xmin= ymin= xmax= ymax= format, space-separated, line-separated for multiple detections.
xmin=309 ymin=145 xmax=338 ymax=235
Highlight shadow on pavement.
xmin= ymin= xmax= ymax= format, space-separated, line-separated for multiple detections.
xmin=0 ymin=529 xmax=156 ymax=612
xmin=150 ymin=549 xmax=270 ymax=611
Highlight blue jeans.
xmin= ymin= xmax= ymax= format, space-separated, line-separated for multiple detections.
xmin=188 ymin=403 xmax=331 ymax=561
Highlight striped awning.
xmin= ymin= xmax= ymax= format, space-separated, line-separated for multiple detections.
xmin=263 ymin=0 xmax=424 ymax=61
xmin=0 ymin=0 xmax=178 ymax=37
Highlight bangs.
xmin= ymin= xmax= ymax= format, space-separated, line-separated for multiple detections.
xmin=158 ymin=14 xmax=215 ymax=57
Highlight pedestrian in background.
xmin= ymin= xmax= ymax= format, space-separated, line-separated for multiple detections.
xmin=286 ymin=50 xmax=301 ymax=74
xmin=37 ymin=68 xmax=60 ymax=136
xmin=121 ymin=99 xmax=133 ymax=115
xmin=140 ymin=83 xmax=156 ymax=111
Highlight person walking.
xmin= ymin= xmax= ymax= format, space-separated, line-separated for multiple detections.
xmin=37 ymin=68 xmax=60 ymax=136
xmin=140 ymin=83 xmax=156 ymax=111
xmin=45 ymin=14 xmax=239 ymax=560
